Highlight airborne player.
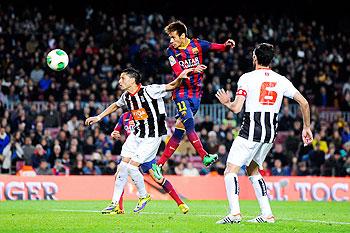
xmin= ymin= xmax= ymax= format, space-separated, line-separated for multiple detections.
xmin=153 ymin=20 xmax=235 ymax=178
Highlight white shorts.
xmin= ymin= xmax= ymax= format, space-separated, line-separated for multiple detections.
xmin=120 ymin=134 xmax=162 ymax=164
xmin=227 ymin=136 xmax=273 ymax=169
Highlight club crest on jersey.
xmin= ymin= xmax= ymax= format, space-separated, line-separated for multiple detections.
xmin=178 ymin=57 xmax=200 ymax=69
xmin=192 ymin=48 xmax=199 ymax=54
xmin=140 ymin=96 xmax=146 ymax=102
xmin=131 ymin=108 xmax=148 ymax=120
xmin=181 ymin=111 xmax=187 ymax=116
xmin=169 ymin=56 xmax=176 ymax=66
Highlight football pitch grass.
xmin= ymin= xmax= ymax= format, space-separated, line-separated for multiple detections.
xmin=1 ymin=200 xmax=349 ymax=233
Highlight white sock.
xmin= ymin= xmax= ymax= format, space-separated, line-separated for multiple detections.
xmin=112 ymin=161 xmax=128 ymax=205
xmin=224 ymin=173 xmax=240 ymax=215
xmin=249 ymin=174 xmax=273 ymax=217
xmin=127 ymin=163 xmax=147 ymax=198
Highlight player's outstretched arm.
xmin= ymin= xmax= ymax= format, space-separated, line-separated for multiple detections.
xmin=165 ymin=65 xmax=206 ymax=91
xmin=85 ymin=102 xmax=118 ymax=126
xmin=293 ymin=92 xmax=313 ymax=145
xmin=209 ymin=39 xmax=235 ymax=52
xmin=215 ymin=88 xmax=245 ymax=113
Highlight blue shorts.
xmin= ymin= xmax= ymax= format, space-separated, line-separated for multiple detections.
xmin=174 ymin=98 xmax=201 ymax=121
xmin=140 ymin=159 xmax=156 ymax=174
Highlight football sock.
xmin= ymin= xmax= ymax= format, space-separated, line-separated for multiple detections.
xmin=127 ymin=163 xmax=147 ymax=198
xmin=157 ymin=128 xmax=185 ymax=166
xmin=161 ymin=179 xmax=184 ymax=205
xmin=118 ymin=190 xmax=124 ymax=209
xmin=224 ymin=172 xmax=241 ymax=215
xmin=112 ymin=161 xmax=128 ymax=205
xmin=249 ymin=174 xmax=273 ymax=217
xmin=184 ymin=118 xmax=207 ymax=158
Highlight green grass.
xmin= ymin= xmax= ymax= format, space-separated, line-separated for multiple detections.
xmin=0 ymin=200 xmax=349 ymax=233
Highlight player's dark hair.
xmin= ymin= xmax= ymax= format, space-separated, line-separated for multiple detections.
xmin=253 ymin=43 xmax=275 ymax=66
xmin=164 ymin=20 xmax=187 ymax=37
xmin=122 ymin=67 xmax=142 ymax=84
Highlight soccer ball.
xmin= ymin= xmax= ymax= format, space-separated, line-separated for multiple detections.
xmin=46 ymin=49 xmax=69 ymax=71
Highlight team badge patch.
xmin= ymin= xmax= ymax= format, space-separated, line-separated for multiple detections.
xmin=192 ymin=48 xmax=199 ymax=54
xmin=131 ymin=108 xmax=149 ymax=120
xmin=169 ymin=56 xmax=176 ymax=66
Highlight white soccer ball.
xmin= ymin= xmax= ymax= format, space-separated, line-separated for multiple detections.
xmin=46 ymin=49 xmax=69 ymax=71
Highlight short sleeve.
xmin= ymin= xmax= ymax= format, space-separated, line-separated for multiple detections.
xmin=145 ymin=84 xmax=167 ymax=99
xmin=236 ymin=74 xmax=248 ymax=97
xmin=115 ymin=92 xmax=126 ymax=107
xmin=283 ymin=79 xmax=298 ymax=99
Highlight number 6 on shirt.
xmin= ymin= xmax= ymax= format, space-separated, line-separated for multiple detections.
xmin=259 ymin=82 xmax=277 ymax=105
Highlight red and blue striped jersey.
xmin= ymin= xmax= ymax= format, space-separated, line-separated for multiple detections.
xmin=167 ymin=38 xmax=228 ymax=100
xmin=113 ymin=112 xmax=135 ymax=138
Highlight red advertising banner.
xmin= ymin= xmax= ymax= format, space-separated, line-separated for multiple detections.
xmin=0 ymin=175 xmax=349 ymax=202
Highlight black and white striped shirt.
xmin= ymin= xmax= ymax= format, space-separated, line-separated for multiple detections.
xmin=235 ymin=69 xmax=298 ymax=143
xmin=239 ymin=112 xmax=279 ymax=143
xmin=116 ymin=84 xmax=167 ymax=138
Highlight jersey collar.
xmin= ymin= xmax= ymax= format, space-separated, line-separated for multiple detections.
xmin=178 ymin=38 xmax=191 ymax=49
xmin=256 ymin=67 xmax=271 ymax=70
xmin=129 ymin=84 xmax=141 ymax=96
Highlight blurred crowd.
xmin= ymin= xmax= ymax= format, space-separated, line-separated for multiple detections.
xmin=0 ymin=5 xmax=349 ymax=177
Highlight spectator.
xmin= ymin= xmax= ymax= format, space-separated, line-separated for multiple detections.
xmin=174 ymin=163 xmax=185 ymax=176
xmin=22 ymin=137 xmax=35 ymax=165
xmin=71 ymin=160 xmax=84 ymax=175
xmin=297 ymin=161 xmax=310 ymax=176
xmin=30 ymin=64 xmax=44 ymax=84
xmin=83 ymin=160 xmax=102 ymax=175
xmin=271 ymin=159 xmax=290 ymax=176
xmin=322 ymin=150 xmax=345 ymax=176
xmin=0 ymin=126 xmax=10 ymax=170
xmin=31 ymin=144 xmax=47 ymax=169
xmin=49 ymin=144 xmax=62 ymax=168
xmin=36 ymin=160 xmax=53 ymax=175
xmin=42 ymin=103 xmax=60 ymax=128
xmin=344 ymin=157 xmax=350 ymax=176
xmin=83 ymin=135 xmax=96 ymax=155
xmin=52 ymin=159 xmax=69 ymax=175
xmin=103 ymin=161 xmax=117 ymax=175
xmin=198 ymin=115 xmax=214 ymax=132
xmin=214 ymin=144 xmax=228 ymax=175
xmin=206 ymin=131 xmax=218 ymax=154
xmin=183 ymin=162 xmax=199 ymax=176
xmin=278 ymin=107 xmax=295 ymax=131
xmin=67 ymin=115 xmax=81 ymax=135
xmin=1 ymin=137 xmax=24 ymax=173
xmin=308 ymin=143 xmax=326 ymax=176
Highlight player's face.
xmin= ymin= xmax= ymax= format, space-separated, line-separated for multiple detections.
xmin=119 ymin=73 xmax=135 ymax=91
xmin=168 ymin=31 xmax=183 ymax=48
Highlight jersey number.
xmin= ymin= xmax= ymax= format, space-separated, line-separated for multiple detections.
xmin=177 ymin=101 xmax=187 ymax=112
xmin=259 ymin=82 xmax=277 ymax=105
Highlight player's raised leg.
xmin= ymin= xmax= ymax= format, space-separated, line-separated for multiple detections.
xmin=183 ymin=117 xmax=218 ymax=166
xmin=156 ymin=126 xmax=185 ymax=166
xmin=145 ymin=161 xmax=189 ymax=214
xmin=246 ymin=160 xmax=275 ymax=223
